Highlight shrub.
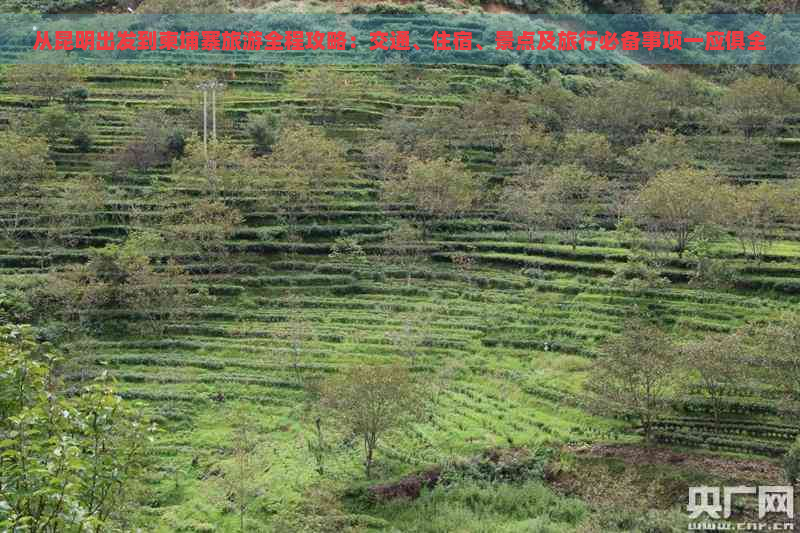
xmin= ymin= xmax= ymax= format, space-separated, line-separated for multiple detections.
xmin=114 ymin=109 xmax=188 ymax=172
xmin=247 ymin=112 xmax=280 ymax=155
xmin=784 ymin=437 xmax=800 ymax=484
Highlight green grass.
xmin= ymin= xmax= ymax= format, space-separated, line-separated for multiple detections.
xmin=2 ymin=62 xmax=799 ymax=530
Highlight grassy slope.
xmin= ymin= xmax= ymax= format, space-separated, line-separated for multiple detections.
xmin=2 ymin=63 xmax=800 ymax=530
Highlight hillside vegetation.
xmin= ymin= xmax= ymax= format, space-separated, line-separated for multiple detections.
xmin=2 ymin=57 xmax=800 ymax=531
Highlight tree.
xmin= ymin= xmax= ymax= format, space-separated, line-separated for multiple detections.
xmin=173 ymin=134 xmax=268 ymax=198
xmin=631 ymin=167 xmax=732 ymax=257
xmin=4 ymin=64 xmax=79 ymax=101
xmin=247 ymin=112 xmax=280 ymax=155
xmin=269 ymin=123 xmax=351 ymax=189
xmin=0 ymin=131 xmax=55 ymax=193
xmin=318 ymin=364 xmax=421 ymax=478
xmin=380 ymin=221 xmax=426 ymax=271
xmin=502 ymin=164 xmax=608 ymax=249
xmin=32 ymin=235 xmax=197 ymax=333
xmin=721 ymin=76 xmax=800 ymax=138
xmin=729 ymin=182 xmax=789 ymax=260
xmin=560 ymin=130 xmax=615 ymax=173
xmin=0 ymin=325 xmax=155 ymax=531
xmin=114 ymin=109 xmax=187 ymax=173
xmin=681 ymin=332 xmax=745 ymax=427
xmin=381 ymin=158 xmax=481 ymax=239
xmin=162 ymin=198 xmax=243 ymax=260
xmin=288 ymin=67 xmax=373 ymax=119
xmin=43 ymin=176 xmax=107 ymax=248
xmin=364 ymin=140 xmax=409 ymax=180
xmin=751 ymin=313 xmax=800 ymax=410
xmin=211 ymin=404 xmax=269 ymax=533
xmin=273 ymin=293 xmax=315 ymax=384
xmin=586 ymin=318 xmax=677 ymax=441
xmin=621 ymin=129 xmax=692 ymax=179
xmin=498 ymin=124 xmax=557 ymax=170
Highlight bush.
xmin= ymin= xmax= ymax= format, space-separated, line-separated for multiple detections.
xmin=61 ymin=85 xmax=89 ymax=108
xmin=71 ymin=130 xmax=93 ymax=152
xmin=784 ymin=437 xmax=800 ymax=484
xmin=247 ymin=112 xmax=280 ymax=155
xmin=114 ymin=109 xmax=188 ymax=172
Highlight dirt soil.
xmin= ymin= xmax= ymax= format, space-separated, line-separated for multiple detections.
xmin=566 ymin=443 xmax=784 ymax=484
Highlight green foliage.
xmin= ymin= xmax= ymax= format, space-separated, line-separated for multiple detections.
xmin=686 ymin=234 xmax=740 ymax=290
xmin=722 ymin=75 xmax=800 ymax=137
xmin=374 ymin=480 xmax=587 ymax=533
xmin=246 ymin=112 xmax=280 ymax=155
xmin=784 ymin=437 xmax=800 ymax=484
xmin=319 ymin=364 xmax=422 ymax=478
xmin=0 ymin=131 xmax=55 ymax=192
xmin=631 ymin=167 xmax=732 ymax=257
xmin=115 ymin=109 xmax=187 ymax=173
xmin=0 ymin=325 xmax=155 ymax=531
xmin=621 ymin=129 xmax=691 ymax=178
xmin=3 ymin=64 xmax=79 ymax=99
xmin=502 ymin=164 xmax=608 ymax=249
xmin=30 ymin=237 xmax=197 ymax=333
xmin=269 ymin=123 xmax=352 ymax=190
xmin=586 ymin=317 xmax=678 ymax=440
xmin=382 ymin=157 xmax=482 ymax=237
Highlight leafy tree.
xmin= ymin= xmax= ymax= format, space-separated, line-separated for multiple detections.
xmin=458 ymin=91 xmax=531 ymax=150
xmin=729 ymin=182 xmax=789 ymax=260
xmin=686 ymin=234 xmax=740 ymax=290
xmin=162 ymin=198 xmax=243 ymax=259
xmin=30 ymin=104 xmax=79 ymax=143
xmin=364 ymin=140 xmax=409 ymax=180
xmin=560 ymin=130 xmax=615 ymax=173
xmin=621 ymin=129 xmax=692 ymax=179
xmin=318 ymin=364 xmax=421 ymax=478
xmin=380 ymin=221 xmax=426 ymax=270
xmin=681 ymin=332 xmax=745 ymax=427
xmin=114 ymin=109 xmax=187 ymax=173
xmin=247 ymin=112 xmax=280 ymax=156
xmin=4 ymin=64 xmax=79 ymax=101
xmin=269 ymin=123 xmax=351 ymax=189
xmin=174 ymin=134 xmax=266 ymax=196
xmin=32 ymin=236 xmax=196 ymax=333
xmin=328 ymin=236 xmax=368 ymax=267
xmin=43 ymin=176 xmax=107 ymax=248
xmin=502 ymin=164 xmax=608 ymax=249
xmin=586 ymin=318 xmax=677 ymax=441
xmin=0 ymin=325 xmax=155 ymax=531
xmin=631 ymin=167 xmax=732 ymax=257
xmin=498 ymin=125 xmax=557 ymax=170
xmin=0 ymin=131 xmax=55 ymax=193
xmin=751 ymin=313 xmax=800 ymax=409
xmin=721 ymin=76 xmax=800 ymax=138
xmin=609 ymin=253 xmax=669 ymax=293
xmin=377 ymin=108 xmax=456 ymax=161
xmin=381 ymin=158 xmax=481 ymax=239
xmin=210 ymin=404 xmax=269 ymax=533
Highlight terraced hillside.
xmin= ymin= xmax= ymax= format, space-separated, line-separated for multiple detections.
xmin=2 ymin=63 xmax=800 ymax=530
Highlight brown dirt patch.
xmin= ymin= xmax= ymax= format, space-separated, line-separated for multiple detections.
xmin=567 ymin=443 xmax=783 ymax=484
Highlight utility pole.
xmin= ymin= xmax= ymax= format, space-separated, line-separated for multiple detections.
xmin=196 ymin=80 xmax=226 ymax=171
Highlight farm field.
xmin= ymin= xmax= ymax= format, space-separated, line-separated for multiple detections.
xmin=3 ymin=43 xmax=800 ymax=532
